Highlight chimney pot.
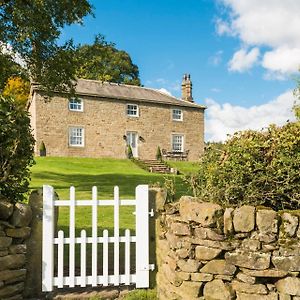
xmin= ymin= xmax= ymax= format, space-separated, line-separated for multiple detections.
xmin=181 ymin=73 xmax=193 ymax=102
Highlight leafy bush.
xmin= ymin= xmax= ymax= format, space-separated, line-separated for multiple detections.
xmin=126 ymin=144 xmax=133 ymax=159
xmin=156 ymin=146 xmax=162 ymax=161
xmin=39 ymin=141 xmax=46 ymax=157
xmin=187 ymin=122 xmax=300 ymax=210
xmin=0 ymin=95 xmax=35 ymax=202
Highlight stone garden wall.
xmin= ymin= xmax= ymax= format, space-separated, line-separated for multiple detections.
xmin=0 ymin=199 xmax=32 ymax=300
xmin=156 ymin=196 xmax=300 ymax=299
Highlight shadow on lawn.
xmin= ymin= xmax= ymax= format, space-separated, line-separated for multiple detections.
xmin=30 ymin=171 xmax=191 ymax=199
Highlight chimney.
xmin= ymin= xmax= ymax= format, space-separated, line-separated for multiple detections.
xmin=181 ymin=74 xmax=193 ymax=102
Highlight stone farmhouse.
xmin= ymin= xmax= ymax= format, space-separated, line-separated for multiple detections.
xmin=29 ymin=74 xmax=205 ymax=161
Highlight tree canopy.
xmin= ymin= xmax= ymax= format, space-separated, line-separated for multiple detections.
xmin=0 ymin=0 xmax=93 ymax=95
xmin=75 ymin=35 xmax=141 ymax=86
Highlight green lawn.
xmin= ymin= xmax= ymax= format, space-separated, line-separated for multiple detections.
xmin=167 ymin=160 xmax=200 ymax=175
xmin=30 ymin=157 xmax=195 ymax=272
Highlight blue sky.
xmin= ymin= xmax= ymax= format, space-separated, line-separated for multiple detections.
xmin=61 ymin=0 xmax=300 ymax=141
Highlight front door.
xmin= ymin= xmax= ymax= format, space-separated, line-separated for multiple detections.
xmin=127 ymin=131 xmax=138 ymax=158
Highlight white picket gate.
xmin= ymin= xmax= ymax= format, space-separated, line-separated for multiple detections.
xmin=42 ymin=184 xmax=152 ymax=292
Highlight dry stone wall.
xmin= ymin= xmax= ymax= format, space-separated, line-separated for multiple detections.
xmin=0 ymin=199 xmax=32 ymax=300
xmin=156 ymin=196 xmax=300 ymax=299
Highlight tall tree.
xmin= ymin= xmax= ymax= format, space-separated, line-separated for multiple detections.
xmin=75 ymin=35 xmax=141 ymax=86
xmin=0 ymin=0 xmax=93 ymax=95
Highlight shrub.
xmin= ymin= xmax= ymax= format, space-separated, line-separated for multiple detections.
xmin=186 ymin=122 xmax=300 ymax=210
xmin=0 ymin=95 xmax=35 ymax=202
xmin=39 ymin=141 xmax=46 ymax=156
xmin=156 ymin=146 xmax=162 ymax=161
xmin=126 ymin=144 xmax=133 ymax=159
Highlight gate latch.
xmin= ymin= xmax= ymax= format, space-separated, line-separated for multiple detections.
xmin=149 ymin=209 xmax=154 ymax=217
xmin=145 ymin=264 xmax=155 ymax=271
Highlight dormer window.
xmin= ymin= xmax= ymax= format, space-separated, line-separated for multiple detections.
xmin=69 ymin=98 xmax=83 ymax=112
xmin=127 ymin=104 xmax=139 ymax=117
xmin=172 ymin=109 xmax=183 ymax=121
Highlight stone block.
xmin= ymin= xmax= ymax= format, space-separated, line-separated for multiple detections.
xmin=278 ymin=295 xmax=291 ymax=300
xmin=190 ymin=238 xmax=239 ymax=251
xmin=176 ymin=271 xmax=190 ymax=281
xmin=203 ymin=279 xmax=235 ymax=300
xmin=0 ymin=237 xmax=12 ymax=249
xmin=176 ymin=248 xmax=190 ymax=259
xmin=10 ymin=203 xmax=32 ymax=228
xmin=179 ymin=198 xmax=223 ymax=227
xmin=240 ymin=268 xmax=288 ymax=278
xmin=195 ymin=246 xmax=222 ymax=260
xmin=280 ymin=213 xmax=298 ymax=238
xmin=272 ymin=256 xmax=300 ymax=272
xmin=194 ymin=227 xmax=225 ymax=241
xmin=224 ymin=208 xmax=234 ymax=235
xmin=236 ymin=292 xmax=278 ymax=300
xmin=236 ymin=272 xmax=256 ymax=284
xmin=241 ymin=239 xmax=261 ymax=251
xmin=0 ymin=200 xmax=14 ymax=220
xmin=225 ymin=251 xmax=270 ymax=270
xmin=176 ymin=281 xmax=203 ymax=299
xmin=257 ymin=209 xmax=278 ymax=234
xmin=170 ymin=222 xmax=190 ymax=236
xmin=162 ymin=263 xmax=183 ymax=287
xmin=233 ymin=206 xmax=255 ymax=233
xmin=191 ymin=272 xmax=213 ymax=282
xmin=215 ymin=274 xmax=233 ymax=281
xmin=6 ymin=227 xmax=31 ymax=239
xmin=275 ymin=277 xmax=300 ymax=296
xmin=200 ymin=260 xmax=236 ymax=275
xmin=0 ymin=254 xmax=26 ymax=271
xmin=0 ymin=282 xmax=24 ymax=298
xmin=231 ymin=280 xmax=268 ymax=294
xmin=0 ymin=269 xmax=26 ymax=281
xmin=177 ymin=259 xmax=201 ymax=273
xmin=9 ymin=244 xmax=27 ymax=254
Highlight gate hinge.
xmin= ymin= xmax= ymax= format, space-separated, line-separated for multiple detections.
xmin=149 ymin=264 xmax=155 ymax=271
xmin=149 ymin=209 xmax=154 ymax=217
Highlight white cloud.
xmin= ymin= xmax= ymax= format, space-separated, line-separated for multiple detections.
xmin=262 ymin=47 xmax=300 ymax=76
xmin=205 ymin=90 xmax=297 ymax=142
xmin=209 ymin=50 xmax=223 ymax=66
xmin=228 ymin=48 xmax=260 ymax=72
xmin=158 ymin=88 xmax=172 ymax=96
xmin=217 ymin=0 xmax=300 ymax=77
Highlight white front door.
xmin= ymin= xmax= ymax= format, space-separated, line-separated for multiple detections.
xmin=127 ymin=131 xmax=138 ymax=158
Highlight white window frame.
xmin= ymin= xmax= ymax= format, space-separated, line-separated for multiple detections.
xmin=172 ymin=134 xmax=184 ymax=152
xmin=69 ymin=98 xmax=83 ymax=112
xmin=172 ymin=108 xmax=183 ymax=121
xmin=126 ymin=103 xmax=139 ymax=117
xmin=69 ymin=127 xmax=85 ymax=147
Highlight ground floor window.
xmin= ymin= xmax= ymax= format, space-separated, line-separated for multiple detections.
xmin=69 ymin=127 xmax=84 ymax=147
xmin=172 ymin=134 xmax=184 ymax=152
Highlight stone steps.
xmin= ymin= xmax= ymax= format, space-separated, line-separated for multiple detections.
xmin=139 ymin=159 xmax=171 ymax=174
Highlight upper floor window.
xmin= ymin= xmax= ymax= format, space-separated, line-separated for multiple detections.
xmin=69 ymin=98 xmax=83 ymax=112
xmin=127 ymin=104 xmax=139 ymax=117
xmin=69 ymin=127 xmax=84 ymax=147
xmin=172 ymin=109 xmax=183 ymax=121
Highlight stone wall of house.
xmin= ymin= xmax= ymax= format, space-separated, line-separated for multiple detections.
xmin=0 ymin=199 xmax=32 ymax=300
xmin=30 ymin=92 xmax=204 ymax=161
xmin=156 ymin=196 xmax=300 ymax=299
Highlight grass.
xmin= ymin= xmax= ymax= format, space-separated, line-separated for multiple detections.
xmin=30 ymin=157 xmax=196 ymax=273
xmin=167 ymin=160 xmax=199 ymax=175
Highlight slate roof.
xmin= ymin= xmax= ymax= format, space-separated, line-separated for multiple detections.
xmin=75 ymin=79 xmax=205 ymax=109
xmin=33 ymin=78 xmax=206 ymax=109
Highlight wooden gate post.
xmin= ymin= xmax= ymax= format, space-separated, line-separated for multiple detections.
xmin=135 ymin=185 xmax=150 ymax=288
xmin=42 ymin=185 xmax=55 ymax=292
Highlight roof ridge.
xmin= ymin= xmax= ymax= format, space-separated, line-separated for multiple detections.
xmin=76 ymin=78 xmax=183 ymax=101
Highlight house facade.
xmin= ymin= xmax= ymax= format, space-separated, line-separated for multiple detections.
xmin=29 ymin=74 xmax=205 ymax=161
